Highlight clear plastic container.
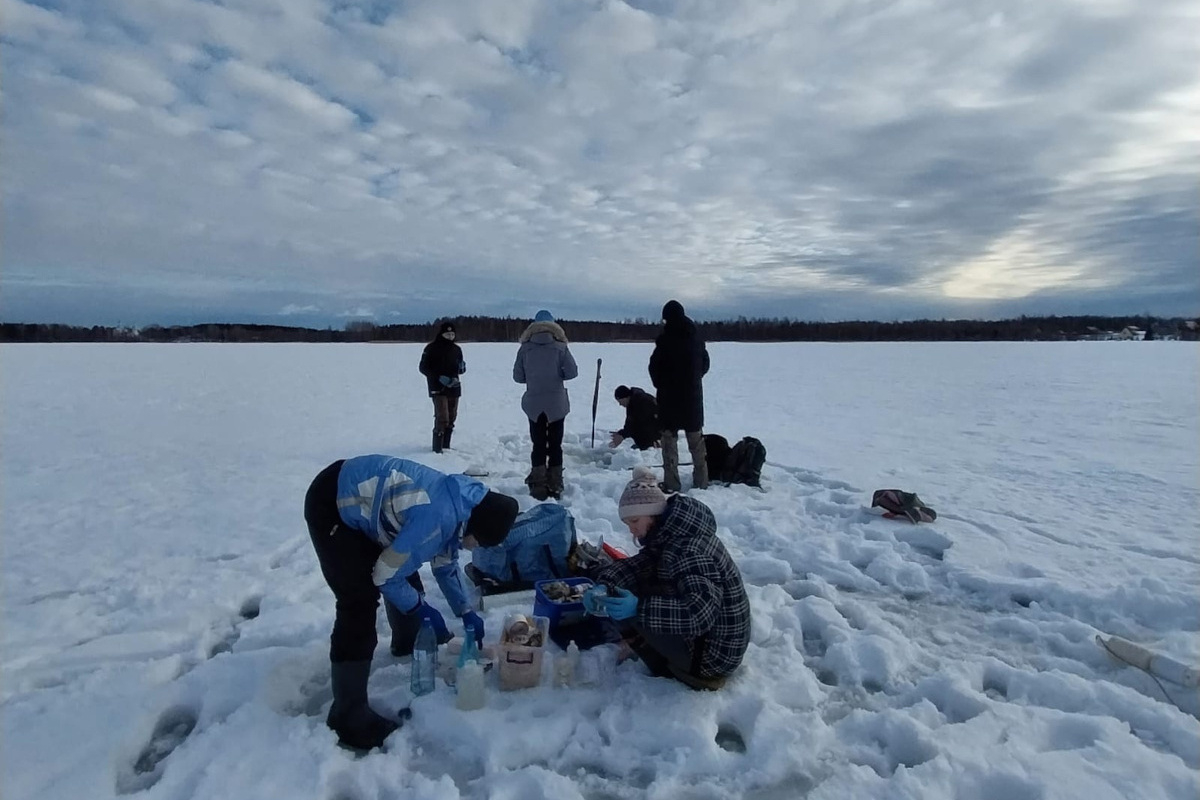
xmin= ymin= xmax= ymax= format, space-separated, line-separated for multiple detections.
xmin=498 ymin=614 xmax=550 ymax=691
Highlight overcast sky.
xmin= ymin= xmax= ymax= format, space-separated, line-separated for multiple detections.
xmin=3 ymin=0 xmax=1198 ymax=327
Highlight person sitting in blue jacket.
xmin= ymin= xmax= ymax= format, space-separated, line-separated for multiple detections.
xmin=305 ymin=455 xmax=519 ymax=750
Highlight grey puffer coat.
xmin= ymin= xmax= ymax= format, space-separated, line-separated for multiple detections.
xmin=513 ymin=321 xmax=579 ymax=422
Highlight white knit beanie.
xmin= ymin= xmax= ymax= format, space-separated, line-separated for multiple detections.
xmin=619 ymin=466 xmax=668 ymax=520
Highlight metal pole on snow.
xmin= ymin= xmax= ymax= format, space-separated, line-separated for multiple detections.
xmin=590 ymin=358 xmax=602 ymax=448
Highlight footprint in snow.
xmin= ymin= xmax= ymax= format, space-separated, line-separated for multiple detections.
xmin=715 ymin=722 xmax=747 ymax=753
xmin=115 ymin=706 xmax=198 ymax=794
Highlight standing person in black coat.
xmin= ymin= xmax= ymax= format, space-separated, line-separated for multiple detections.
xmin=648 ymin=300 xmax=710 ymax=491
xmin=418 ymin=321 xmax=466 ymax=453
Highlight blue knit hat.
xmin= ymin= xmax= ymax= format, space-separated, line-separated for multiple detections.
xmin=534 ymin=309 xmax=554 ymax=322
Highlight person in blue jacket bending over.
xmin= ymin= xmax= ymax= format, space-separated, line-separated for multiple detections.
xmin=305 ymin=455 xmax=519 ymax=750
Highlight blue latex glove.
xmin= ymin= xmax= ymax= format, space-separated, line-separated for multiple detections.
xmin=461 ymin=610 xmax=485 ymax=645
xmin=603 ymin=588 xmax=639 ymax=621
xmin=438 ymin=375 xmax=454 ymax=387
xmin=409 ymin=600 xmax=450 ymax=641
xmin=458 ymin=359 xmax=466 ymax=375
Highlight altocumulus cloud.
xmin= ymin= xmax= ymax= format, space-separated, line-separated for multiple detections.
xmin=2 ymin=0 xmax=1197 ymax=326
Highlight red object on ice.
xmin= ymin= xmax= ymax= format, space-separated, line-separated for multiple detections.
xmin=601 ymin=542 xmax=629 ymax=560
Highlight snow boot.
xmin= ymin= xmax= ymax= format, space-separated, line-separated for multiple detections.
xmin=686 ymin=431 xmax=709 ymax=489
xmin=660 ymin=430 xmax=682 ymax=492
xmin=327 ymin=660 xmax=401 ymax=751
xmin=432 ymin=428 xmax=443 ymax=454
xmin=547 ymin=465 xmax=564 ymax=499
xmin=442 ymin=425 xmax=453 ymax=450
xmin=526 ymin=465 xmax=550 ymax=501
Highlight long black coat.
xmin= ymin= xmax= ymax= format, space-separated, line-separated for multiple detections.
xmin=648 ymin=312 xmax=709 ymax=431
xmin=419 ymin=335 xmax=464 ymax=398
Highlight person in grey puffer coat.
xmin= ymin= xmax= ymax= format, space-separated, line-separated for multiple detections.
xmin=513 ymin=310 xmax=579 ymax=500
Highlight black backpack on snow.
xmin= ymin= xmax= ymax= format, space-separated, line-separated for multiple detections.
xmin=718 ymin=436 xmax=767 ymax=487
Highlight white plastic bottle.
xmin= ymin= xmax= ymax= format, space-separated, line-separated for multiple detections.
xmin=455 ymin=661 xmax=487 ymax=710
xmin=555 ymin=642 xmax=580 ymax=688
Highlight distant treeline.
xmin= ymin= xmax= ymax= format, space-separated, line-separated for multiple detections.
xmin=2 ymin=315 xmax=1197 ymax=343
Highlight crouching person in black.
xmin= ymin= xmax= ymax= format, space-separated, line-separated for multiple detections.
xmin=596 ymin=467 xmax=750 ymax=690
xmin=305 ymin=455 xmax=518 ymax=750
xmin=609 ymin=385 xmax=659 ymax=450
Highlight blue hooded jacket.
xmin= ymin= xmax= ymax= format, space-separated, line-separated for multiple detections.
xmin=335 ymin=455 xmax=486 ymax=615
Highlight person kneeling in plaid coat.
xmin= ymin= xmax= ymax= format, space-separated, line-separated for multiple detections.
xmin=596 ymin=467 xmax=750 ymax=689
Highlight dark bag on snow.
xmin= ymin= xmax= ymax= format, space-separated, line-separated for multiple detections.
xmin=871 ymin=489 xmax=937 ymax=523
xmin=719 ymin=436 xmax=767 ymax=487
xmin=467 ymin=503 xmax=577 ymax=593
xmin=703 ymin=434 xmax=731 ymax=480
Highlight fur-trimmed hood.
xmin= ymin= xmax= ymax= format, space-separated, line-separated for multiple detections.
xmin=519 ymin=320 xmax=569 ymax=344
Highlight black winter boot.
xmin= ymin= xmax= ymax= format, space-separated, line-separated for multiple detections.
xmin=432 ymin=428 xmax=443 ymax=454
xmin=525 ymin=465 xmax=549 ymax=501
xmin=327 ymin=660 xmax=401 ymax=751
xmin=442 ymin=426 xmax=453 ymax=449
xmin=547 ymin=465 xmax=564 ymax=498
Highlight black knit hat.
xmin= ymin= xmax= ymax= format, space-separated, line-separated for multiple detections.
xmin=466 ymin=491 xmax=519 ymax=547
xmin=438 ymin=321 xmax=456 ymax=335
xmin=662 ymin=300 xmax=686 ymax=322
xmin=614 ymin=385 xmax=632 ymax=400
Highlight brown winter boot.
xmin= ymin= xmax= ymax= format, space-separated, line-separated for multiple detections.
xmin=686 ymin=431 xmax=709 ymax=489
xmin=525 ymin=465 xmax=549 ymax=501
xmin=547 ymin=465 xmax=564 ymax=498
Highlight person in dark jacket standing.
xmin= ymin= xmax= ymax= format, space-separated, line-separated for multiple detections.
xmin=513 ymin=310 xmax=579 ymax=500
xmin=595 ymin=467 xmax=750 ymax=690
xmin=648 ymin=300 xmax=711 ymax=491
xmin=305 ymin=455 xmax=519 ymax=750
xmin=418 ymin=321 xmax=466 ymax=453
xmin=610 ymin=385 xmax=659 ymax=450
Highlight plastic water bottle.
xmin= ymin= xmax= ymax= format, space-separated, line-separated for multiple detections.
xmin=411 ymin=618 xmax=438 ymax=696
xmin=455 ymin=661 xmax=487 ymax=710
xmin=554 ymin=641 xmax=580 ymax=687
xmin=458 ymin=623 xmax=480 ymax=669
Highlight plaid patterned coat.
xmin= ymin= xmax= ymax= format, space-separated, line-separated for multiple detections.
xmin=597 ymin=495 xmax=750 ymax=678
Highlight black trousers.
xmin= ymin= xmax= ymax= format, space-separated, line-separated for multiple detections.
xmin=305 ymin=460 xmax=424 ymax=663
xmin=529 ymin=413 xmax=565 ymax=468
xmin=620 ymin=622 xmax=720 ymax=690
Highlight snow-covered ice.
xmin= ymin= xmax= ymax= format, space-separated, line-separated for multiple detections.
xmin=2 ymin=341 xmax=1197 ymax=799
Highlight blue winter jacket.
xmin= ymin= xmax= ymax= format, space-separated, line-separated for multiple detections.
xmin=335 ymin=455 xmax=485 ymax=616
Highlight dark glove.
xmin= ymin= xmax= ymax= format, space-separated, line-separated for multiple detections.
xmin=410 ymin=600 xmax=450 ymax=641
xmin=458 ymin=359 xmax=466 ymax=375
xmin=603 ymin=587 xmax=639 ymax=621
xmin=461 ymin=610 xmax=485 ymax=645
